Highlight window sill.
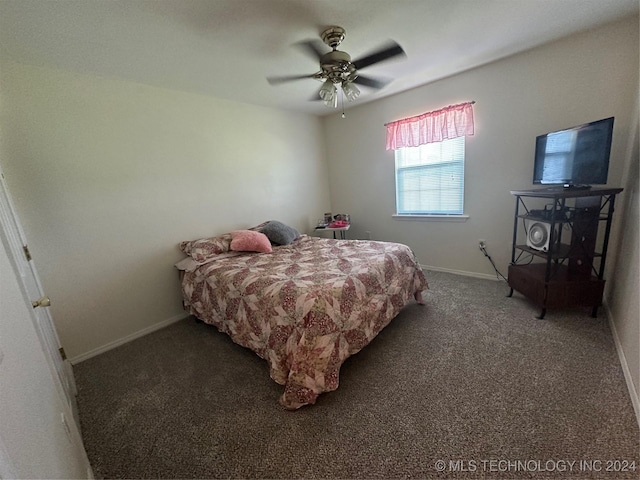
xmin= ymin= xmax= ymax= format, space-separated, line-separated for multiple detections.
xmin=392 ymin=214 xmax=469 ymax=222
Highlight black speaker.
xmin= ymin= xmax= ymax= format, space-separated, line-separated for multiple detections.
xmin=569 ymin=197 xmax=600 ymax=277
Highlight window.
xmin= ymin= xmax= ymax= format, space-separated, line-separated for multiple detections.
xmin=386 ymin=101 xmax=474 ymax=217
xmin=395 ymin=136 xmax=465 ymax=215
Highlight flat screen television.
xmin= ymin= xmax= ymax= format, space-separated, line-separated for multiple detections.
xmin=533 ymin=117 xmax=614 ymax=188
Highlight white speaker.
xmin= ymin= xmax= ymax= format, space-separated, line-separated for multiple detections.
xmin=525 ymin=220 xmax=553 ymax=251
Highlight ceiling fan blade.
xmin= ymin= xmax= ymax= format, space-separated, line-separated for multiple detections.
xmin=266 ymin=74 xmax=316 ymax=85
xmin=295 ymin=40 xmax=327 ymax=61
xmin=352 ymin=41 xmax=406 ymax=70
xmin=352 ymin=75 xmax=391 ymax=89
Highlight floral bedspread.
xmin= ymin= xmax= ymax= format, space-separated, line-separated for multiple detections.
xmin=180 ymin=235 xmax=427 ymax=409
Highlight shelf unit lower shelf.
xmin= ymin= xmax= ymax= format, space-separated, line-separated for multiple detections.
xmin=508 ymin=263 xmax=605 ymax=311
xmin=514 ymin=244 xmax=603 ymax=261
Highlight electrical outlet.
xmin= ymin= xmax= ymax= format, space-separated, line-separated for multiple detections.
xmin=478 ymin=239 xmax=486 ymax=248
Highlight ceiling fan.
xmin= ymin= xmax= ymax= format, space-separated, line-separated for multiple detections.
xmin=267 ymin=26 xmax=406 ymax=108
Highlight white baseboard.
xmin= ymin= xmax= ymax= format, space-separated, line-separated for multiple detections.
xmin=603 ymin=302 xmax=640 ymax=428
xmin=422 ymin=264 xmax=501 ymax=281
xmin=69 ymin=313 xmax=189 ymax=364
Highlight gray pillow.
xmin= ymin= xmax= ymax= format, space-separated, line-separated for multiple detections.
xmin=261 ymin=221 xmax=300 ymax=246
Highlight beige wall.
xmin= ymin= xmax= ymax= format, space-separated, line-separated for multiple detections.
xmin=323 ymin=17 xmax=638 ymax=277
xmin=607 ymin=93 xmax=639 ymax=417
xmin=0 ymin=61 xmax=330 ymax=359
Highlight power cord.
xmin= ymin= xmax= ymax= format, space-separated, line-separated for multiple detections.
xmin=479 ymin=243 xmax=508 ymax=281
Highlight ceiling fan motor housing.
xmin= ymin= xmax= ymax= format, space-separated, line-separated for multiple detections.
xmin=320 ymin=50 xmax=357 ymax=83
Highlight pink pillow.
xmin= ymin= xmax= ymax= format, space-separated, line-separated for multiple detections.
xmin=230 ymin=230 xmax=272 ymax=253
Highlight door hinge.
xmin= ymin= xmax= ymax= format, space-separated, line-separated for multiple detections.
xmin=59 ymin=347 xmax=67 ymax=361
xmin=23 ymin=245 xmax=32 ymax=261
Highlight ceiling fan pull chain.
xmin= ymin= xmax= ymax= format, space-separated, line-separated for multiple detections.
xmin=341 ymin=89 xmax=346 ymax=118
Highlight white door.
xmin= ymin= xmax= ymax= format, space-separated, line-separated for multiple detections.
xmin=0 ymin=169 xmax=77 ymax=414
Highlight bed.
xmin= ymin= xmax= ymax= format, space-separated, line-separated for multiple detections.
xmin=176 ymin=224 xmax=427 ymax=409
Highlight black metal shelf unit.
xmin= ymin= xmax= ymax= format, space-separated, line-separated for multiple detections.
xmin=507 ymin=187 xmax=623 ymax=319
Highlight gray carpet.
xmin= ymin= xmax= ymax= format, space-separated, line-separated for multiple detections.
xmin=74 ymin=271 xmax=639 ymax=479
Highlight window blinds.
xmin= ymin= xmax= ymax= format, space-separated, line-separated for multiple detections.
xmin=395 ymin=137 xmax=465 ymax=215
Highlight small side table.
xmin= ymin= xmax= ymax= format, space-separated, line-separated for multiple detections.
xmin=314 ymin=224 xmax=350 ymax=240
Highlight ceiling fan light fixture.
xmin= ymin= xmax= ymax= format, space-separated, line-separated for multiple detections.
xmin=342 ymin=81 xmax=360 ymax=102
xmin=319 ymin=79 xmax=338 ymax=107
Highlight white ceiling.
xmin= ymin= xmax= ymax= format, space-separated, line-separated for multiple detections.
xmin=0 ymin=0 xmax=637 ymax=116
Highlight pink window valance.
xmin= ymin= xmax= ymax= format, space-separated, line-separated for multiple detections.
xmin=385 ymin=101 xmax=475 ymax=150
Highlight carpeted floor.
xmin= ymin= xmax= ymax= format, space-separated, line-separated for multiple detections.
xmin=74 ymin=271 xmax=639 ymax=479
